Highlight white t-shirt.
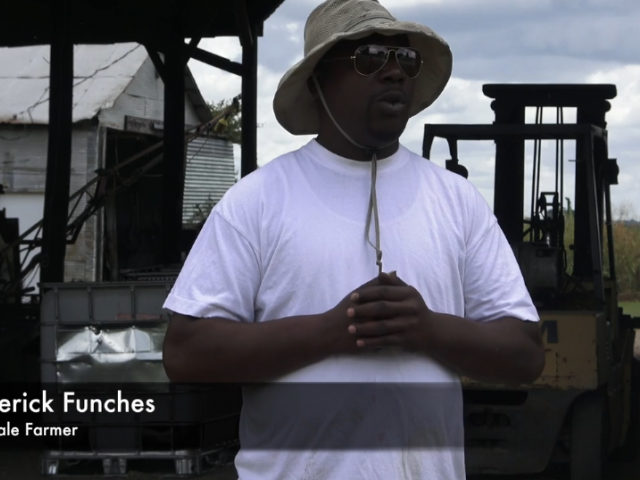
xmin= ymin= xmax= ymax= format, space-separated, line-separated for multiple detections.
xmin=163 ymin=139 xmax=539 ymax=480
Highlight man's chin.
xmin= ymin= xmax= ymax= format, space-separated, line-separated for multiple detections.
xmin=367 ymin=124 xmax=407 ymax=147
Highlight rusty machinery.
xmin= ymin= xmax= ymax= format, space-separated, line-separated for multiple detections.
xmin=0 ymin=208 xmax=40 ymax=382
xmin=423 ymin=84 xmax=640 ymax=480
xmin=0 ymin=208 xmax=20 ymax=297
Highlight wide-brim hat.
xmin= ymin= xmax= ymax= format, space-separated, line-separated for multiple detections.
xmin=273 ymin=0 xmax=453 ymax=136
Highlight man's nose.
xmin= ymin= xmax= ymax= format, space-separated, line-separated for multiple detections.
xmin=378 ymin=52 xmax=405 ymax=82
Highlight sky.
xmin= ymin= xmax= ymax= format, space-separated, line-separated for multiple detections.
xmin=187 ymin=0 xmax=640 ymax=220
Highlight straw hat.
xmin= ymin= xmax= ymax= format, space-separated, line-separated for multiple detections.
xmin=273 ymin=0 xmax=453 ymax=136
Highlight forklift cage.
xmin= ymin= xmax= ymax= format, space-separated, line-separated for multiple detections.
xmin=422 ymin=123 xmax=609 ymax=313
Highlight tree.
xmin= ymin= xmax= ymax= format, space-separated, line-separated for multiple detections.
xmin=207 ymin=98 xmax=242 ymax=144
xmin=565 ymin=200 xmax=640 ymax=298
xmin=207 ymin=97 xmax=264 ymax=145
xmin=611 ymin=201 xmax=640 ymax=298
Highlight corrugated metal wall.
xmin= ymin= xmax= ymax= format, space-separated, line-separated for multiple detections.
xmin=98 ymin=57 xmax=201 ymax=130
xmin=183 ymin=136 xmax=236 ymax=228
xmin=0 ymin=124 xmax=101 ymax=282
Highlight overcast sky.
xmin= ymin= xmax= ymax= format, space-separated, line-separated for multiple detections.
xmin=187 ymin=0 xmax=640 ymax=219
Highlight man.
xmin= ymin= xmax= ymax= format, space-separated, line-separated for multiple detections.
xmin=162 ymin=0 xmax=545 ymax=479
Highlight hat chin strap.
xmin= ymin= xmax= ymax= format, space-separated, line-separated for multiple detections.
xmin=312 ymin=74 xmax=396 ymax=275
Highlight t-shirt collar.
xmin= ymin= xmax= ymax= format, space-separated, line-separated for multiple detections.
xmin=303 ymin=138 xmax=409 ymax=176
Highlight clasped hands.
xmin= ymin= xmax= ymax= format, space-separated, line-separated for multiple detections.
xmin=328 ymin=271 xmax=438 ymax=354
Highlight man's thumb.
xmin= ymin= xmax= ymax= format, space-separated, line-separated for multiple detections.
xmin=379 ymin=270 xmax=398 ymax=284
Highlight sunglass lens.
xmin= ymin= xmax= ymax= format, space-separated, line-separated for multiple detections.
xmin=354 ymin=45 xmax=421 ymax=78
xmin=354 ymin=45 xmax=389 ymax=75
xmin=396 ymin=48 xmax=421 ymax=78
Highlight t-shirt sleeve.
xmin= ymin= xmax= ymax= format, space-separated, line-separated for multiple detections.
xmin=462 ymin=185 xmax=539 ymax=323
xmin=162 ymin=209 xmax=261 ymax=322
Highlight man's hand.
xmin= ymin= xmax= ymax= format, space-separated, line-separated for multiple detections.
xmin=344 ymin=271 xmax=545 ymax=385
xmin=346 ymin=271 xmax=436 ymax=352
xmin=322 ymin=275 xmax=384 ymax=355
xmin=324 ymin=271 xmax=544 ymax=385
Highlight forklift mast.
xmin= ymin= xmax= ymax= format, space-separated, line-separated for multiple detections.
xmin=422 ymin=84 xmax=639 ymax=480
xmin=423 ymin=84 xmax=620 ymax=313
xmin=485 ymin=84 xmax=616 ymax=276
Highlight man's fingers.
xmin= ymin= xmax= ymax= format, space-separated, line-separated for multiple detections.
xmin=378 ymin=272 xmax=397 ymax=286
xmin=355 ymin=333 xmax=405 ymax=349
xmin=349 ymin=317 xmax=410 ymax=337
xmin=378 ymin=271 xmax=407 ymax=286
xmin=349 ymin=273 xmax=406 ymax=302
xmin=350 ymin=285 xmax=408 ymax=304
xmin=354 ymin=275 xmax=382 ymax=290
xmin=349 ymin=301 xmax=417 ymax=320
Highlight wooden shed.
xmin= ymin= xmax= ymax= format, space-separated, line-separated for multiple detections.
xmin=0 ymin=43 xmax=236 ymax=288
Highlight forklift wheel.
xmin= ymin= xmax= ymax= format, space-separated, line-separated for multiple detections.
xmin=570 ymin=391 xmax=608 ymax=480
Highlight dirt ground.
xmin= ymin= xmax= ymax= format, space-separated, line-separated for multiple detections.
xmin=0 ymin=448 xmax=638 ymax=480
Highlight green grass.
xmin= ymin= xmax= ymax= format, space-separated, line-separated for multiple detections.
xmin=620 ymin=302 xmax=640 ymax=317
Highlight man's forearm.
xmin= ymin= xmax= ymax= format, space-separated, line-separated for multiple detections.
xmin=426 ymin=314 xmax=545 ymax=385
xmin=163 ymin=314 xmax=336 ymax=383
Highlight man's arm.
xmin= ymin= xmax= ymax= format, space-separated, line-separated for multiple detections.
xmin=347 ymin=273 xmax=545 ymax=385
xmin=163 ymin=313 xmax=333 ymax=383
xmin=163 ymin=276 xmax=381 ymax=383
xmin=420 ymin=314 xmax=544 ymax=384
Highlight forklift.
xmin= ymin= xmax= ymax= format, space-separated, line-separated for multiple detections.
xmin=423 ymin=84 xmax=640 ymax=480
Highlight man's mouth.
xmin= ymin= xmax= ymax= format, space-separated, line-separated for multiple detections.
xmin=375 ymin=91 xmax=407 ymax=114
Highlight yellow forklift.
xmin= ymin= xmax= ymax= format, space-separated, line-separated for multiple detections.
xmin=423 ymin=84 xmax=639 ymax=480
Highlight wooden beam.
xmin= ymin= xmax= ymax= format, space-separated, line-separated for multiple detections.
xmin=184 ymin=36 xmax=202 ymax=65
xmin=144 ymin=44 xmax=167 ymax=82
xmin=152 ymin=41 xmax=242 ymax=76
xmin=241 ymin=22 xmax=258 ymax=178
xmin=189 ymin=47 xmax=242 ymax=76
xmin=41 ymin=0 xmax=73 ymax=284
xmin=235 ymin=0 xmax=254 ymax=48
xmin=158 ymin=13 xmax=186 ymax=266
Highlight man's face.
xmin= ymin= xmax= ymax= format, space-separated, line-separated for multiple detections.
xmin=313 ymin=33 xmax=417 ymax=148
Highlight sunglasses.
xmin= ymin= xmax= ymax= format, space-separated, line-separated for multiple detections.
xmin=322 ymin=44 xmax=423 ymax=79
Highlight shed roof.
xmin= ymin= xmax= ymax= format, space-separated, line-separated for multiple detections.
xmin=1 ymin=0 xmax=286 ymax=47
xmin=0 ymin=43 xmax=211 ymax=125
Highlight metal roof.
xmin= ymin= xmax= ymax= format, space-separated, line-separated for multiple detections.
xmin=0 ymin=43 xmax=211 ymax=125
xmin=1 ymin=0 xmax=286 ymax=47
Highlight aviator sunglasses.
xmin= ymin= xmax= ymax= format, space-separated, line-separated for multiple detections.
xmin=322 ymin=44 xmax=423 ymax=79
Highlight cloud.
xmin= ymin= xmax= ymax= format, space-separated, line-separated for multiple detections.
xmin=393 ymin=1 xmax=640 ymax=67
xmin=587 ymin=65 xmax=640 ymax=211
xmin=255 ymin=66 xmax=314 ymax=164
xmin=260 ymin=21 xmax=305 ymax=73
xmin=187 ymin=0 xmax=640 ymax=216
xmin=186 ymin=37 xmax=243 ymax=102
xmin=397 ymin=77 xmax=497 ymax=203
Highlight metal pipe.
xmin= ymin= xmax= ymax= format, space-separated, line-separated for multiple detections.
xmin=584 ymin=132 xmax=605 ymax=311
